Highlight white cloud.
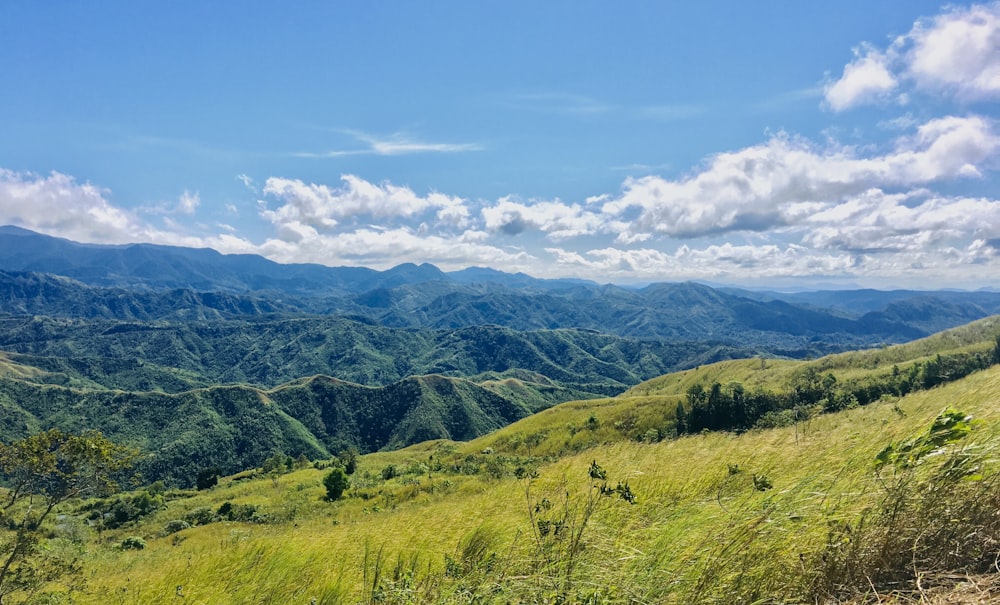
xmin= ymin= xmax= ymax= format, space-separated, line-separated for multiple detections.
xmin=907 ymin=2 xmax=1000 ymax=101
xmin=260 ymin=175 xmax=469 ymax=234
xmin=176 ymin=191 xmax=200 ymax=214
xmin=360 ymin=135 xmax=482 ymax=155
xmin=541 ymin=240 xmax=1000 ymax=288
xmin=824 ymin=46 xmax=898 ymax=111
xmin=2 ymin=86 xmax=997 ymax=290
xmin=481 ymin=196 xmax=606 ymax=239
xmin=0 ymin=169 xmax=145 ymax=243
xmin=294 ymin=130 xmax=483 ymax=158
xmin=252 ymin=226 xmax=533 ymax=272
xmin=802 ymin=189 xmax=1000 ymax=252
xmin=826 ymin=2 xmax=1000 ymax=111
xmin=544 ymin=243 xmax=857 ymax=282
xmin=600 ymin=115 xmax=998 ymax=241
xmin=0 ymin=169 xmax=261 ymax=254
xmin=236 ymin=173 xmax=258 ymax=194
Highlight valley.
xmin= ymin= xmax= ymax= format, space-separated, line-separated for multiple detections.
xmin=0 ymin=229 xmax=999 ymax=603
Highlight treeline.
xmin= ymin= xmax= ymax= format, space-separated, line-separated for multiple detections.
xmin=677 ymin=339 xmax=1000 ymax=435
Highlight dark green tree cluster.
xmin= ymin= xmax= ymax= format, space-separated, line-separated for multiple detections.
xmin=677 ymin=346 xmax=1000 ymax=436
xmin=79 ymin=483 xmax=165 ymax=529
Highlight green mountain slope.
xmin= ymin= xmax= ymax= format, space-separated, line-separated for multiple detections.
xmin=0 ymin=369 xmax=550 ymax=486
xmin=8 ymin=318 xmax=999 ymax=604
xmin=0 ymin=315 xmax=749 ymax=392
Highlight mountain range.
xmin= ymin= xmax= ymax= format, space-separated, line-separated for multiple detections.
xmin=2 ymin=225 xmax=1000 ymax=485
xmin=3 ymin=225 xmax=1000 ymax=349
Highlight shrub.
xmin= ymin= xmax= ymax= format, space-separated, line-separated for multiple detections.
xmin=120 ymin=536 xmax=146 ymax=550
xmin=324 ymin=468 xmax=350 ymax=501
xmin=184 ymin=506 xmax=216 ymax=526
xmin=810 ymin=408 xmax=1000 ymax=600
xmin=217 ymin=501 xmax=259 ymax=522
xmin=160 ymin=520 xmax=191 ymax=536
xmin=195 ymin=467 xmax=221 ymax=490
xmin=752 ymin=474 xmax=773 ymax=491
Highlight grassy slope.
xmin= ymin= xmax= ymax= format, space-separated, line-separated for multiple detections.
xmin=46 ymin=318 xmax=1000 ymax=604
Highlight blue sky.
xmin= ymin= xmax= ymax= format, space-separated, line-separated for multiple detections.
xmin=1 ymin=1 xmax=998 ymax=289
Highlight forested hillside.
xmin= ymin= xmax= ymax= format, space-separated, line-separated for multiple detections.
xmin=0 ymin=315 xmax=748 ymax=391
xmin=3 ymin=317 xmax=998 ymax=604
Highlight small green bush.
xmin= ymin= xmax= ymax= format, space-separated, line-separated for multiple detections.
xmin=184 ymin=506 xmax=216 ymax=526
xmin=217 ymin=501 xmax=259 ymax=522
xmin=196 ymin=467 xmax=221 ymax=490
xmin=160 ymin=520 xmax=191 ymax=536
xmin=324 ymin=468 xmax=350 ymax=501
xmin=120 ymin=536 xmax=146 ymax=550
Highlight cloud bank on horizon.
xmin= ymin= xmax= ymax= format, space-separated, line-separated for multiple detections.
xmin=0 ymin=2 xmax=998 ymax=289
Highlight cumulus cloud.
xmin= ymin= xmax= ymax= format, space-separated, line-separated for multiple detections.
xmin=824 ymin=46 xmax=898 ymax=111
xmin=0 ymin=169 xmax=146 ymax=243
xmin=907 ymin=2 xmax=1000 ymax=101
xmin=0 ymin=169 xmax=263 ymax=255
xmin=599 ymin=115 xmax=998 ymax=241
xmin=802 ymin=190 xmax=1000 ymax=252
xmin=481 ymin=196 xmax=606 ymax=239
xmin=825 ymin=2 xmax=1000 ymax=110
xmin=260 ymin=175 xmax=468 ymax=234
xmin=544 ymin=243 xmax=856 ymax=282
xmin=542 ymin=239 xmax=998 ymax=287
xmin=2 ymin=88 xmax=997 ymax=289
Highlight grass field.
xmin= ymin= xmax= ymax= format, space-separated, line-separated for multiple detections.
xmin=6 ymin=318 xmax=1000 ymax=604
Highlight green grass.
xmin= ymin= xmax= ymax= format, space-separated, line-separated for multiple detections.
xmin=49 ymin=373 xmax=1000 ymax=603
xmin=6 ymin=318 xmax=1000 ymax=604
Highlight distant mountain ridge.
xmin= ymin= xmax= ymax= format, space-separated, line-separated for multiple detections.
xmin=0 ymin=225 xmax=590 ymax=294
xmin=3 ymin=226 xmax=1000 ymax=352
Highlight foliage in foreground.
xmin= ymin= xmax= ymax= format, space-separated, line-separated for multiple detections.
xmin=0 ymin=429 xmax=137 ymax=604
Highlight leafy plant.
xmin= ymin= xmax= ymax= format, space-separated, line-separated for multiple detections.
xmin=0 ymin=429 xmax=137 ymax=603
xmin=525 ymin=460 xmax=636 ymax=597
xmin=811 ymin=408 xmax=1000 ymax=601
xmin=119 ymin=537 xmax=146 ymax=551
xmin=324 ymin=468 xmax=350 ymax=502
xmin=874 ymin=406 xmax=976 ymax=472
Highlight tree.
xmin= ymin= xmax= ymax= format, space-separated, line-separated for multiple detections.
xmin=323 ymin=467 xmax=350 ymax=501
xmin=195 ymin=467 xmax=222 ymax=490
xmin=674 ymin=402 xmax=688 ymax=435
xmin=0 ymin=429 xmax=138 ymax=603
xmin=337 ymin=447 xmax=359 ymax=475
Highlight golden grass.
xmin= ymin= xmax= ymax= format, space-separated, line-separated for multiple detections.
xmin=6 ymin=317 xmax=998 ymax=603
xmin=58 ymin=363 xmax=1000 ymax=604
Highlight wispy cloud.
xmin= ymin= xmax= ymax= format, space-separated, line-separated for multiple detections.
xmin=292 ymin=129 xmax=483 ymax=158
xmin=753 ymin=86 xmax=824 ymax=111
